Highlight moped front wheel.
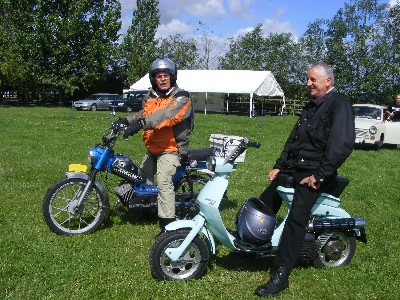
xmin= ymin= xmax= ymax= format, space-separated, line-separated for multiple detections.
xmin=313 ymin=231 xmax=356 ymax=268
xmin=149 ymin=229 xmax=210 ymax=280
xmin=43 ymin=177 xmax=109 ymax=235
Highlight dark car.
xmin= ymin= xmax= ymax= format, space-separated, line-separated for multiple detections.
xmin=109 ymin=90 xmax=148 ymax=112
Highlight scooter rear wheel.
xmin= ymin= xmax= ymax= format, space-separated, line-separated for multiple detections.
xmin=149 ymin=229 xmax=210 ymax=280
xmin=313 ymin=231 xmax=356 ymax=268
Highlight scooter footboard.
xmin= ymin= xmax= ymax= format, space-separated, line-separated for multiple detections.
xmin=165 ymin=216 xmax=216 ymax=257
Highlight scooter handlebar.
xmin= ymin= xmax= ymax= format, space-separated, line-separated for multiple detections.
xmin=245 ymin=140 xmax=261 ymax=148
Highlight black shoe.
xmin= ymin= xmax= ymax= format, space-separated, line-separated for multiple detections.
xmin=255 ymin=266 xmax=290 ymax=297
xmin=158 ymin=217 xmax=176 ymax=231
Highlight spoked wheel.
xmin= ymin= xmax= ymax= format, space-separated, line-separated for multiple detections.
xmin=313 ymin=231 xmax=356 ymax=268
xmin=149 ymin=229 xmax=210 ymax=280
xmin=43 ymin=177 xmax=109 ymax=235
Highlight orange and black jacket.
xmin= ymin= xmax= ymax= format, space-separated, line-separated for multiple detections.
xmin=126 ymin=86 xmax=193 ymax=155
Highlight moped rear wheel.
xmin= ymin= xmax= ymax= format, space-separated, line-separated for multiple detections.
xmin=313 ymin=231 xmax=356 ymax=268
xmin=149 ymin=229 xmax=210 ymax=280
xmin=43 ymin=177 xmax=109 ymax=235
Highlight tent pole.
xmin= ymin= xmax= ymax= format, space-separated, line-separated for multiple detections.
xmin=249 ymin=93 xmax=254 ymax=118
xmin=226 ymin=93 xmax=229 ymax=114
xmin=204 ymin=92 xmax=207 ymax=115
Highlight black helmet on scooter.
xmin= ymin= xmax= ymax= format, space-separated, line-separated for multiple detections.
xmin=236 ymin=198 xmax=276 ymax=245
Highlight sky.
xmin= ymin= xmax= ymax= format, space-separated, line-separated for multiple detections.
xmin=119 ymin=0 xmax=396 ymax=41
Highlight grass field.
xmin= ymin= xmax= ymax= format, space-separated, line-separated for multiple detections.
xmin=1 ymin=107 xmax=399 ymax=299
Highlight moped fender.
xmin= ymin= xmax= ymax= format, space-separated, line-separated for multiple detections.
xmin=164 ymin=215 xmax=216 ymax=260
xmin=65 ymin=172 xmax=109 ymax=203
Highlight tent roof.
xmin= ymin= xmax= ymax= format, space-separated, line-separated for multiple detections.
xmin=130 ymin=70 xmax=284 ymax=97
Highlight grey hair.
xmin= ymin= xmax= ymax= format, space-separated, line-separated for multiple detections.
xmin=308 ymin=61 xmax=335 ymax=85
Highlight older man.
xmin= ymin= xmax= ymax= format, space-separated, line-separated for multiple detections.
xmin=255 ymin=62 xmax=355 ymax=297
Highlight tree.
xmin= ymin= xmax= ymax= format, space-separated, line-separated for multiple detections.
xmin=35 ymin=0 xmax=121 ymax=100
xmin=219 ymin=24 xmax=265 ymax=70
xmin=0 ymin=0 xmax=39 ymax=102
xmin=123 ymin=0 xmax=160 ymax=85
xmin=157 ymin=34 xmax=199 ymax=69
xmin=1 ymin=0 xmax=122 ymax=103
xmin=324 ymin=0 xmax=390 ymax=103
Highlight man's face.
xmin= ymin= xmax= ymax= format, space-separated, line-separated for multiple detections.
xmin=396 ymin=95 xmax=400 ymax=105
xmin=155 ymin=72 xmax=171 ymax=91
xmin=306 ymin=68 xmax=332 ymax=98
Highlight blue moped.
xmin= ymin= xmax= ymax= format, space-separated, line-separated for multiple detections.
xmin=149 ymin=138 xmax=367 ymax=280
xmin=42 ymin=117 xmax=215 ymax=235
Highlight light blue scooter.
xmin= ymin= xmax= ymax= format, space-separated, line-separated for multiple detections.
xmin=149 ymin=138 xmax=367 ymax=280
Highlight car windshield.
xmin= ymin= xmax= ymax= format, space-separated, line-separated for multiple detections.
xmin=85 ymin=95 xmax=101 ymax=100
xmin=354 ymin=107 xmax=382 ymax=120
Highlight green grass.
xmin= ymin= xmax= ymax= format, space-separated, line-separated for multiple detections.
xmin=0 ymin=107 xmax=399 ymax=299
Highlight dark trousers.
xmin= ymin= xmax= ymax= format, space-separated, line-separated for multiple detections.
xmin=259 ymin=171 xmax=321 ymax=269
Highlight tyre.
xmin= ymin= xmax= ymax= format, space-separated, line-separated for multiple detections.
xmin=91 ymin=104 xmax=97 ymax=111
xmin=174 ymin=174 xmax=210 ymax=218
xmin=149 ymin=229 xmax=210 ymax=280
xmin=174 ymin=174 xmax=210 ymax=201
xmin=313 ymin=231 xmax=356 ymax=268
xmin=43 ymin=177 xmax=109 ymax=235
xmin=126 ymin=106 xmax=133 ymax=112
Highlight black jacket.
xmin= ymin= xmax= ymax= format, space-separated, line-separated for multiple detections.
xmin=274 ymin=88 xmax=355 ymax=182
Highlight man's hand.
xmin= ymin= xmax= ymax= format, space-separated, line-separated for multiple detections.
xmin=123 ymin=120 xmax=142 ymax=139
xmin=268 ymin=169 xmax=280 ymax=181
xmin=300 ymin=175 xmax=320 ymax=189
xmin=112 ymin=117 xmax=129 ymax=130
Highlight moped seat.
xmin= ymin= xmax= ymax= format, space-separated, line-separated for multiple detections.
xmin=186 ymin=147 xmax=216 ymax=162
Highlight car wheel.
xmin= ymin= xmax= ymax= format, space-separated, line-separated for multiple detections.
xmin=126 ymin=106 xmax=133 ymax=112
xmin=91 ymin=104 xmax=97 ymax=111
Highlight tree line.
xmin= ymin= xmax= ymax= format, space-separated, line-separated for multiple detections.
xmin=0 ymin=0 xmax=399 ymax=105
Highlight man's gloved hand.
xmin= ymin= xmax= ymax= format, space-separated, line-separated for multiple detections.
xmin=112 ymin=117 xmax=129 ymax=131
xmin=123 ymin=120 xmax=143 ymax=139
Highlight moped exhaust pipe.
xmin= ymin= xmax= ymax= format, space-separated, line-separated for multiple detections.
xmin=307 ymin=217 xmax=366 ymax=232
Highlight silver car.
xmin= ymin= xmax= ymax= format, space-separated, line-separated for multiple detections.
xmin=74 ymin=93 xmax=119 ymax=111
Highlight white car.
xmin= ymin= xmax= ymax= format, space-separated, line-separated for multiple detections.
xmin=353 ymin=104 xmax=400 ymax=149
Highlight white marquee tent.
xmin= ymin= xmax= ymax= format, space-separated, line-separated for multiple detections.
xmin=129 ymin=70 xmax=285 ymax=117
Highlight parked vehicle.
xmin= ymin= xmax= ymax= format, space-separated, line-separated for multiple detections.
xmin=42 ymin=114 xmax=215 ymax=235
xmin=109 ymin=90 xmax=148 ymax=112
xmin=353 ymin=104 xmax=400 ymax=149
xmin=74 ymin=93 xmax=119 ymax=111
xmin=149 ymin=138 xmax=367 ymax=280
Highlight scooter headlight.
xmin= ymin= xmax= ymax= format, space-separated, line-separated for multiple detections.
xmin=206 ymin=156 xmax=216 ymax=172
xmin=369 ymin=126 xmax=378 ymax=135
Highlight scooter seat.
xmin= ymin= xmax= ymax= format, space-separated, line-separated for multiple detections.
xmin=277 ymin=173 xmax=295 ymax=188
xmin=277 ymin=173 xmax=349 ymax=198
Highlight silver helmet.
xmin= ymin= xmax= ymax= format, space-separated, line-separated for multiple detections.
xmin=236 ymin=198 xmax=276 ymax=245
xmin=149 ymin=58 xmax=177 ymax=89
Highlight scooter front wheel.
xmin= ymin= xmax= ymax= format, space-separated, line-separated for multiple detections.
xmin=42 ymin=177 xmax=109 ymax=235
xmin=149 ymin=229 xmax=210 ymax=280
xmin=314 ymin=231 xmax=356 ymax=268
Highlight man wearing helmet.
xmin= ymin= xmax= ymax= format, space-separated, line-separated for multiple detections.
xmin=255 ymin=62 xmax=354 ymax=297
xmin=112 ymin=58 xmax=193 ymax=230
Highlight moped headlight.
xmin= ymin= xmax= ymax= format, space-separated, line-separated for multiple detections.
xmin=369 ymin=126 xmax=378 ymax=135
xmin=88 ymin=149 xmax=95 ymax=165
